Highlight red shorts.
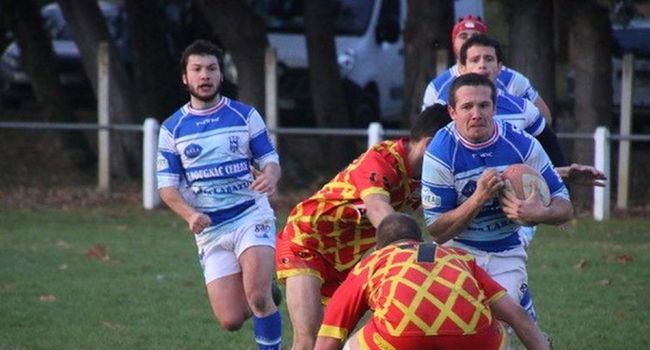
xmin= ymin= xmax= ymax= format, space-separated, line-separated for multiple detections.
xmin=275 ymin=235 xmax=349 ymax=300
xmin=358 ymin=319 xmax=507 ymax=350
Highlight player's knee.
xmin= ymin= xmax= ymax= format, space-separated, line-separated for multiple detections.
xmin=247 ymin=288 xmax=273 ymax=314
xmin=217 ymin=317 xmax=246 ymax=332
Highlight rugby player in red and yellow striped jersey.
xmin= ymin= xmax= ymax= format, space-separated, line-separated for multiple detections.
xmin=315 ymin=213 xmax=551 ymax=350
xmin=276 ymin=106 xmax=450 ymax=350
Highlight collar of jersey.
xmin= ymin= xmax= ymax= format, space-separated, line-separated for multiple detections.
xmin=185 ymin=96 xmax=227 ymax=116
xmin=454 ymin=120 xmax=499 ymax=150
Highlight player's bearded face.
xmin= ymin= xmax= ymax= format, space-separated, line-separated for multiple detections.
xmin=183 ymin=55 xmax=222 ymax=103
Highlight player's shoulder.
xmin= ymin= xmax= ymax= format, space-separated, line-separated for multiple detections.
xmin=498 ymin=65 xmax=529 ymax=83
xmin=499 ymin=120 xmax=536 ymax=145
xmin=161 ymin=104 xmax=190 ymax=131
xmin=432 ymin=66 xmax=457 ymax=89
xmin=224 ymin=97 xmax=256 ymax=119
xmin=426 ymin=123 xmax=457 ymax=163
xmin=497 ymin=90 xmax=528 ymax=113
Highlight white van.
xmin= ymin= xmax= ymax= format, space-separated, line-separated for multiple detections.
xmin=256 ymin=0 xmax=406 ymax=126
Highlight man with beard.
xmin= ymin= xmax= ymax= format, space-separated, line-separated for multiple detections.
xmin=157 ymin=40 xmax=282 ymax=350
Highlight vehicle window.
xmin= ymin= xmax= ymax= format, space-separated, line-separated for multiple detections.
xmin=254 ymin=0 xmax=374 ymax=35
xmin=378 ymin=0 xmax=399 ymax=24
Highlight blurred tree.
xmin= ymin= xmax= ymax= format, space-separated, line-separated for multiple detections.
xmin=568 ymin=0 xmax=613 ymax=205
xmin=1 ymin=0 xmax=93 ymax=166
xmin=124 ymin=0 xmax=185 ymax=121
xmin=197 ymin=0 xmax=267 ymax=111
xmin=504 ymin=0 xmax=556 ymax=120
xmin=303 ymin=0 xmax=354 ymax=167
xmin=402 ymin=0 xmax=453 ymax=126
xmin=58 ymin=0 xmax=137 ymax=177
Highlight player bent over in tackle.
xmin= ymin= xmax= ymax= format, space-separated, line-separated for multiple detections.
xmin=315 ymin=213 xmax=551 ymax=350
xmin=157 ymin=40 xmax=282 ymax=350
xmin=276 ymin=105 xmax=450 ymax=350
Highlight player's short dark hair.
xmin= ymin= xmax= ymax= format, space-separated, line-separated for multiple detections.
xmin=376 ymin=213 xmax=423 ymax=248
xmin=459 ymin=34 xmax=504 ymax=65
xmin=180 ymin=39 xmax=225 ymax=74
xmin=410 ymin=104 xmax=451 ymax=141
xmin=448 ymin=73 xmax=496 ymax=108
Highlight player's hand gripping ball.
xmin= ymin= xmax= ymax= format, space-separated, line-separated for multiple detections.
xmin=500 ymin=164 xmax=551 ymax=225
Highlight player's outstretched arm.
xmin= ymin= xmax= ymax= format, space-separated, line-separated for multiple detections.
xmin=556 ymin=163 xmax=607 ymax=187
xmin=491 ymin=295 xmax=552 ymax=350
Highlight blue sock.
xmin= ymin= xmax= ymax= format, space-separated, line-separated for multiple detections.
xmin=520 ymin=285 xmax=538 ymax=321
xmin=253 ymin=310 xmax=282 ymax=350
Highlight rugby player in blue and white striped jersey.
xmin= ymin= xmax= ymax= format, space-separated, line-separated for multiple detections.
xmin=157 ymin=40 xmax=282 ymax=350
xmin=421 ymin=73 xmax=574 ymax=332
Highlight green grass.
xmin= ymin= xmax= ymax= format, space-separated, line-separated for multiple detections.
xmin=1 ymin=207 xmax=649 ymax=349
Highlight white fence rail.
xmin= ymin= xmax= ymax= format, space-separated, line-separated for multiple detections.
xmin=2 ymin=120 xmax=650 ymax=220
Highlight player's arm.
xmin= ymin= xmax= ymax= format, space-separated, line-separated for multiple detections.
xmin=555 ymin=163 xmax=607 ymax=187
xmin=363 ymin=193 xmax=395 ymax=228
xmin=250 ymin=162 xmax=281 ymax=195
xmin=491 ymin=295 xmax=551 ymax=350
xmin=316 ymin=265 xmax=370 ymax=350
xmin=534 ymin=96 xmax=553 ymax=125
xmin=427 ymin=169 xmax=504 ymax=244
xmin=159 ymin=187 xmax=211 ymax=234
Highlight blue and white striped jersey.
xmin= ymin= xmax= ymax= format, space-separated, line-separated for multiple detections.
xmin=421 ymin=120 xmax=569 ymax=252
xmin=422 ymin=64 xmax=540 ymax=110
xmin=157 ymin=97 xmax=279 ymax=234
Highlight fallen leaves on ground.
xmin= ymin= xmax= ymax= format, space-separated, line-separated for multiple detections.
xmin=86 ymin=244 xmax=110 ymax=261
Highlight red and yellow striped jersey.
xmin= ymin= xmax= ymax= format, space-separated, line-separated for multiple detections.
xmin=318 ymin=242 xmax=506 ymax=340
xmin=279 ymin=139 xmax=421 ymax=271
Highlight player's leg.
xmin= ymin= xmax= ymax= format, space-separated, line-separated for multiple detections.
xmin=286 ymin=274 xmax=324 ymax=350
xmin=240 ymin=245 xmax=283 ymax=350
xmin=204 ymin=250 xmax=250 ymax=331
xmin=237 ymin=219 xmax=282 ymax=350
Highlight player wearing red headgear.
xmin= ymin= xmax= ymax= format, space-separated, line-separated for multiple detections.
xmin=422 ymin=15 xmax=553 ymax=124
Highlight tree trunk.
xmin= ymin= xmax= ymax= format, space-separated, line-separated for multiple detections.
xmin=403 ymin=0 xmax=453 ymax=126
xmin=58 ymin=0 xmax=137 ymax=178
xmin=2 ymin=0 xmax=93 ymax=166
xmin=124 ymin=0 xmax=184 ymax=121
xmin=568 ymin=0 xmax=613 ymax=207
xmin=506 ymin=0 xmax=555 ymax=116
xmin=196 ymin=0 xmax=267 ymax=112
xmin=303 ymin=0 xmax=354 ymax=168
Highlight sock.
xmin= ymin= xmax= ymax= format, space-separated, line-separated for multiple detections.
xmin=253 ymin=310 xmax=282 ymax=350
xmin=520 ymin=285 xmax=537 ymax=321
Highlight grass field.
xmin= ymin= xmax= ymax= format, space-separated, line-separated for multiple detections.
xmin=1 ymin=205 xmax=649 ymax=350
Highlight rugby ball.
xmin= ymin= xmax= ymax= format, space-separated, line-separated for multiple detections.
xmin=501 ymin=164 xmax=551 ymax=206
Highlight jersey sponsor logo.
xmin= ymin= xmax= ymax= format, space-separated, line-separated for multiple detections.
xmin=254 ymin=223 xmax=271 ymax=238
xmin=229 ymin=136 xmax=239 ymax=152
xmin=196 ymin=117 xmax=220 ymax=126
xmin=421 ymin=187 xmax=441 ymax=209
xmin=184 ymin=143 xmax=203 ymax=158
xmin=472 ymin=152 xmax=493 ymax=159
xmin=186 ymin=159 xmax=249 ymax=182
xmin=191 ymin=180 xmax=252 ymax=195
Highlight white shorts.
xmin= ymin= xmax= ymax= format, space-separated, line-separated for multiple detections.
xmin=445 ymin=241 xmax=528 ymax=304
xmin=198 ymin=218 xmax=276 ymax=284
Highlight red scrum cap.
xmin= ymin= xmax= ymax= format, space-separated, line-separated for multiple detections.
xmin=451 ymin=15 xmax=488 ymax=44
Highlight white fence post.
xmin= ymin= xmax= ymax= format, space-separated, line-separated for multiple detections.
xmin=367 ymin=122 xmax=384 ymax=148
xmin=593 ymin=126 xmax=610 ymax=221
xmin=143 ymin=118 xmax=160 ymax=210
xmin=265 ymin=47 xmax=278 ymax=146
xmin=97 ymin=42 xmax=110 ymax=191
xmin=617 ymin=53 xmax=634 ymax=209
